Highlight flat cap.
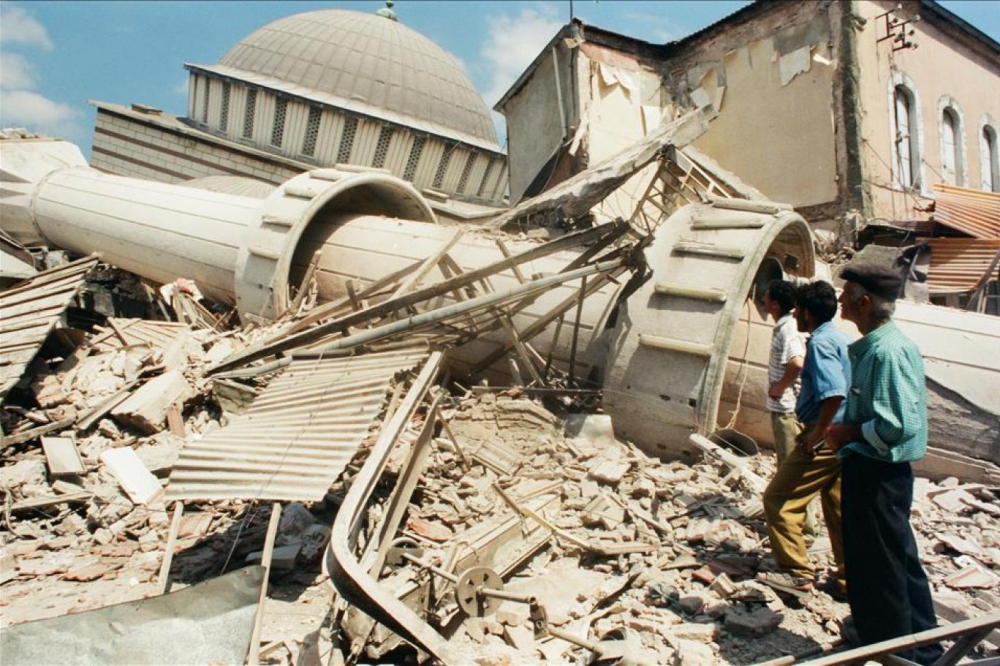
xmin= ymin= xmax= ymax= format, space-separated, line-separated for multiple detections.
xmin=840 ymin=264 xmax=903 ymax=301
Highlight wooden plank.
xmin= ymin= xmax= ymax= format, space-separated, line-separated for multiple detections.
xmin=248 ymin=503 xmax=282 ymax=666
xmin=40 ymin=435 xmax=85 ymax=477
xmin=390 ymin=228 xmax=465 ymax=299
xmin=1 ymin=418 xmax=76 ymax=449
xmin=157 ymin=502 xmax=185 ymax=596
xmin=497 ymin=315 xmax=545 ymax=386
xmin=166 ymin=402 xmax=186 ymax=437
xmin=11 ymin=491 xmax=92 ymax=512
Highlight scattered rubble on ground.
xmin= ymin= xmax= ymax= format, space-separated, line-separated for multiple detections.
xmin=0 ymin=258 xmax=997 ymax=665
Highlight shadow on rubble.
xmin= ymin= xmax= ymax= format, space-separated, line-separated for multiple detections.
xmin=716 ymin=626 xmax=823 ymax=665
xmin=167 ymin=501 xmax=333 ymax=604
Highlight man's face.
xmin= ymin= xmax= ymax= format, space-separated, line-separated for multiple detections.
xmin=764 ymin=293 xmax=779 ymax=321
xmin=840 ymin=282 xmax=861 ymax=325
xmin=793 ymin=302 xmax=809 ymax=332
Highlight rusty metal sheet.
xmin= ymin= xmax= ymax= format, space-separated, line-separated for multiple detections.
xmin=927 ymin=238 xmax=1000 ymax=294
xmin=166 ymin=347 xmax=427 ymax=502
xmin=933 ymin=183 xmax=1000 ymax=240
xmin=0 ymin=566 xmax=263 ymax=665
xmin=0 ymin=254 xmax=99 ymax=399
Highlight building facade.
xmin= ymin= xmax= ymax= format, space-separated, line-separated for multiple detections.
xmin=497 ymin=0 xmax=999 ymax=230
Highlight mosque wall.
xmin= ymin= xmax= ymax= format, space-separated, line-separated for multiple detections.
xmin=183 ymin=71 xmax=508 ymax=206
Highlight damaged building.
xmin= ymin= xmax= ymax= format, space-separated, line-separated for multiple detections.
xmin=1 ymin=1 xmax=999 ymax=665
xmin=496 ymin=0 xmax=1000 ymax=308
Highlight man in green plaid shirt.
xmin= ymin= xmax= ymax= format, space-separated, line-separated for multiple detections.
xmin=825 ymin=264 xmax=942 ymax=665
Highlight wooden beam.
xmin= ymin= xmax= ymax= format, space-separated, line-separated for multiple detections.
xmin=390 ymin=229 xmax=465 ymax=299
xmin=1 ymin=418 xmax=76 ymax=449
xmin=248 ymin=503 xmax=282 ymax=666
xmin=156 ymin=501 xmax=185 ymax=596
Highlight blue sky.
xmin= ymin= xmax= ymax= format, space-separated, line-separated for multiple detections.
xmin=2 ymin=0 xmax=998 ymax=154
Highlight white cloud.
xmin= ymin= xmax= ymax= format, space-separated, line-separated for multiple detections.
xmin=480 ymin=5 xmax=562 ymax=143
xmin=0 ymin=7 xmax=84 ymax=144
xmin=173 ymin=78 xmax=189 ymax=96
xmin=0 ymin=90 xmax=84 ymax=141
xmin=481 ymin=6 xmax=563 ymax=108
xmin=1 ymin=51 xmax=36 ymax=90
xmin=0 ymin=4 xmax=54 ymax=51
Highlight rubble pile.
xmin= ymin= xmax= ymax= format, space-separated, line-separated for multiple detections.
xmin=344 ymin=393 xmax=1000 ymax=664
xmin=0 ymin=261 xmax=998 ymax=666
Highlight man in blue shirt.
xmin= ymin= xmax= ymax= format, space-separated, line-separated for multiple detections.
xmin=762 ymin=281 xmax=851 ymax=597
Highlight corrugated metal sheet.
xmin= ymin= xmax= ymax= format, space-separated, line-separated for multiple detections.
xmin=0 ymin=255 xmax=99 ymax=399
xmin=933 ymin=183 xmax=1000 ymax=239
xmin=91 ymin=318 xmax=191 ymax=352
xmin=166 ymin=347 xmax=427 ymax=502
xmin=927 ymin=238 xmax=1000 ymax=294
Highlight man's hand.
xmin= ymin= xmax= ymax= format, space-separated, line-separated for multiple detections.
xmin=825 ymin=424 xmax=862 ymax=453
xmin=803 ymin=426 xmax=824 ymax=456
xmin=768 ymin=384 xmax=784 ymax=400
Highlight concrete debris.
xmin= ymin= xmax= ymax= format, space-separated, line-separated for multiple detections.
xmin=0 ymin=257 xmax=996 ymax=666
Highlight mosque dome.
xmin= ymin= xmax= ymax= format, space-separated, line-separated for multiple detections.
xmin=216 ymin=8 xmax=499 ymax=150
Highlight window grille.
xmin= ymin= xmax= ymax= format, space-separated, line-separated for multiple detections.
xmin=372 ymin=126 xmax=394 ymax=168
xmin=302 ymin=106 xmax=322 ymax=156
xmin=243 ymin=89 xmax=257 ymax=139
xmin=456 ymin=152 xmax=476 ymax=193
xmin=403 ymin=136 xmax=426 ymax=182
xmin=219 ymin=82 xmax=231 ymax=133
xmin=337 ymin=116 xmax=358 ymax=163
xmin=433 ymin=146 xmax=453 ymax=189
xmin=271 ymin=98 xmax=288 ymax=147
xmin=201 ymin=78 xmax=211 ymax=124
xmin=476 ymin=158 xmax=495 ymax=198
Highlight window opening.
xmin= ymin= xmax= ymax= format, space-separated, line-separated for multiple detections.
xmin=894 ymin=85 xmax=919 ymax=188
xmin=983 ymin=125 xmax=999 ymax=192
xmin=201 ymin=78 xmax=211 ymax=124
xmin=271 ymin=98 xmax=288 ymax=147
xmin=302 ymin=106 xmax=322 ymax=157
xmin=219 ymin=82 xmax=231 ymax=133
xmin=403 ymin=135 xmax=426 ymax=181
xmin=372 ymin=126 xmax=394 ymax=168
xmin=337 ymin=116 xmax=359 ymax=163
xmin=243 ymin=89 xmax=257 ymax=139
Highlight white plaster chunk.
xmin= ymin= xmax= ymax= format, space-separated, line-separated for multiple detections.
xmin=778 ymin=45 xmax=813 ymax=86
xmin=100 ymin=447 xmax=163 ymax=506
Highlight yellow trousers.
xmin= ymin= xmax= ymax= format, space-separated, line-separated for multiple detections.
xmin=763 ymin=444 xmax=845 ymax=581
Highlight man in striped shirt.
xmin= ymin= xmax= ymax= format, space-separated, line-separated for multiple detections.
xmin=825 ymin=264 xmax=942 ymax=665
xmin=764 ymin=280 xmax=805 ymax=463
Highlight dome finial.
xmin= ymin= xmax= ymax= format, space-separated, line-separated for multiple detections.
xmin=375 ymin=1 xmax=397 ymax=21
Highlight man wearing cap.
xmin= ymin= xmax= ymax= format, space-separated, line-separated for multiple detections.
xmin=826 ymin=264 xmax=943 ymax=665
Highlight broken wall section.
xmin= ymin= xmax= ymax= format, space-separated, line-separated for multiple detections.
xmin=664 ymin=1 xmax=842 ymax=213
xmin=496 ymin=23 xmax=676 ymax=221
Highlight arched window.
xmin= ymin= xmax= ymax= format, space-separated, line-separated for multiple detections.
xmin=940 ymin=106 xmax=964 ymax=186
xmin=893 ymin=84 xmax=920 ymax=188
xmin=981 ymin=121 xmax=999 ymax=192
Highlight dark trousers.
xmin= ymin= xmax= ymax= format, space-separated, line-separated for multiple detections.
xmin=842 ymin=454 xmax=943 ymax=665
